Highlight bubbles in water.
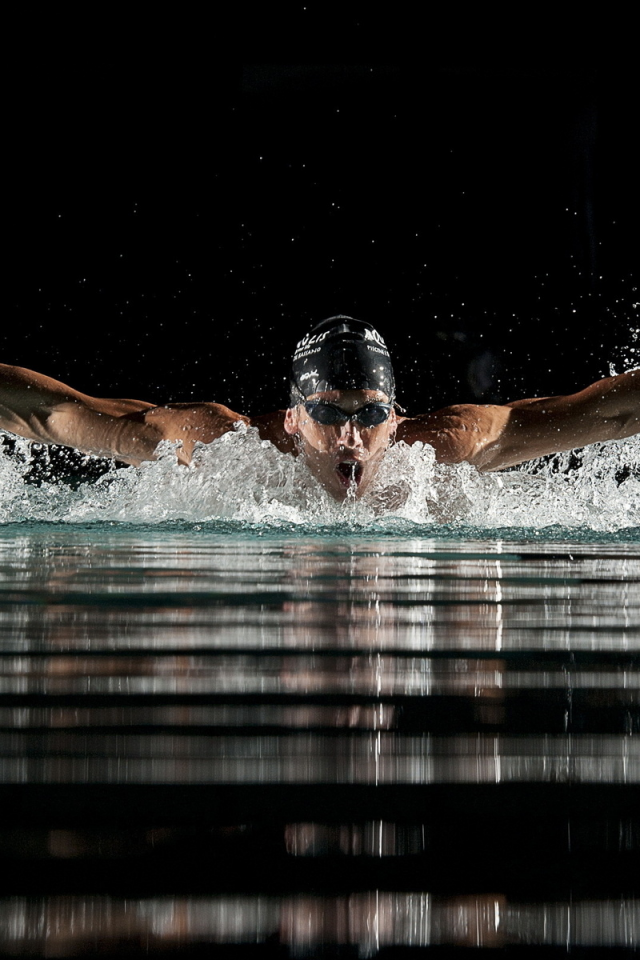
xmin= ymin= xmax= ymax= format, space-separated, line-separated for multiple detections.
xmin=0 ymin=425 xmax=638 ymax=532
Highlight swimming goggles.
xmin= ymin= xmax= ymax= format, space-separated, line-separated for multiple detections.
xmin=303 ymin=400 xmax=393 ymax=427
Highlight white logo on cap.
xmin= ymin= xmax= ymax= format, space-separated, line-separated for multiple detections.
xmin=364 ymin=328 xmax=386 ymax=347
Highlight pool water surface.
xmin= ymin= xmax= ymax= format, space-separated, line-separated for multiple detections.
xmin=0 ymin=523 xmax=637 ymax=954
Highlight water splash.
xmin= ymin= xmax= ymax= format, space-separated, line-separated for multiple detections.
xmin=609 ymin=326 xmax=639 ymax=376
xmin=0 ymin=425 xmax=638 ymax=531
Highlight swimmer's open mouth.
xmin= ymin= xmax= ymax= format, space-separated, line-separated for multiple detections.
xmin=336 ymin=460 xmax=363 ymax=487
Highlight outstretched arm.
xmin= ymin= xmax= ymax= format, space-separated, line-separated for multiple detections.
xmin=397 ymin=369 xmax=639 ymax=471
xmin=490 ymin=369 xmax=639 ymax=469
xmin=0 ymin=364 xmax=247 ymax=465
xmin=0 ymin=363 xmax=165 ymax=463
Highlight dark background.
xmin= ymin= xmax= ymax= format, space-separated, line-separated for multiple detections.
xmin=4 ymin=10 xmax=638 ymax=418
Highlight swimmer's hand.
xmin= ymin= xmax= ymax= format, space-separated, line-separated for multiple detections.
xmin=397 ymin=369 xmax=639 ymax=470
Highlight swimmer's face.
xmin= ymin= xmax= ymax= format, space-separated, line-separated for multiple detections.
xmin=284 ymin=389 xmax=397 ymax=500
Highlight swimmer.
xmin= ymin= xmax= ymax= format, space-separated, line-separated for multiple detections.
xmin=0 ymin=316 xmax=638 ymax=500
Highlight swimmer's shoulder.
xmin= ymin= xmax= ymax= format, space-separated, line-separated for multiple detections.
xmin=124 ymin=403 xmax=294 ymax=456
xmin=125 ymin=401 xmax=249 ymax=445
xmin=248 ymin=409 xmax=296 ymax=455
xmin=120 ymin=401 xmax=252 ymax=465
xmin=396 ymin=404 xmax=509 ymax=465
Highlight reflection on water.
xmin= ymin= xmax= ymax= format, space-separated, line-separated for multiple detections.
xmin=0 ymin=732 xmax=637 ymax=784
xmin=1 ymin=894 xmax=638 ymax=951
xmin=0 ymin=527 xmax=638 ymax=952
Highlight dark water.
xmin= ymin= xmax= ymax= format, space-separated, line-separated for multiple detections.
xmin=0 ymin=525 xmax=638 ymax=955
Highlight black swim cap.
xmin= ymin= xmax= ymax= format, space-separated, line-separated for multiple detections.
xmin=290 ymin=315 xmax=395 ymax=404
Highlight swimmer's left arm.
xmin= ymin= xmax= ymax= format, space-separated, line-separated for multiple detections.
xmin=398 ymin=369 xmax=639 ymax=470
xmin=466 ymin=369 xmax=639 ymax=470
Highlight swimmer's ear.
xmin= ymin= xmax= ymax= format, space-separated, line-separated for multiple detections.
xmin=284 ymin=407 xmax=299 ymax=436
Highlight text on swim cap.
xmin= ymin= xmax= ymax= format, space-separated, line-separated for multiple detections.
xmin=295 ymin=330 xmax=330 ymax=352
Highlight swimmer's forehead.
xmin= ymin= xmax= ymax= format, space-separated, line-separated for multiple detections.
xmin=305 ymin=389 xmax=390 ymax=410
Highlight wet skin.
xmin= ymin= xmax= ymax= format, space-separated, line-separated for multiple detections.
xmin=283 ymin=389 xmax=397 ymax=501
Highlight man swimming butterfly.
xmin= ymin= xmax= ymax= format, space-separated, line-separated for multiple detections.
xmin=0 ymin=316 xmax=638 ymax=500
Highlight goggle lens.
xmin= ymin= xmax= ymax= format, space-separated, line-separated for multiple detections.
xmin=304 ymin=401 xmax=392 ymax=427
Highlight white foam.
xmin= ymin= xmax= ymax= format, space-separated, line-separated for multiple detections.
xmin=0 ymin=424 xmax=638 ymax=530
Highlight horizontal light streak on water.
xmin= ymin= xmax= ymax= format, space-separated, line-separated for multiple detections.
xmin=22 ymin=573 xmax=634 ymax=589
xmin=0 ymin=704 xmax=399 ymax=729
xmin=1 ymin=583 xmax=638 ymax=605
xmin=0 ymin=733 xmax=637 ymax=783
xmin=1 ymin=624 xmax=638 ymax=653
xmin=1 ymin=732 xmax=636 ymax=756
xmin=0 ymin=894 xmax=637 ymax=949
xmin=0 ymin=657 xmax=637 ymax=694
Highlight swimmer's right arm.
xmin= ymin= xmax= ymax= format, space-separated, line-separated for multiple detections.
xmin=1 ymin=363 xmax=277 ymax=463
xmin=0 ymin=363 xmax=166 ymax=464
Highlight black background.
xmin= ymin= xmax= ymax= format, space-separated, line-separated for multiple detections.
xmin=4 ymin=9 xmax=638 ymax=418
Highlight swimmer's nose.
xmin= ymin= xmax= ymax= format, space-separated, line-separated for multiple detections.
xmin=337 ymin=420 xmax=364 ymax=449
xmin=339 ymin=419 xmax=360 ymax=438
